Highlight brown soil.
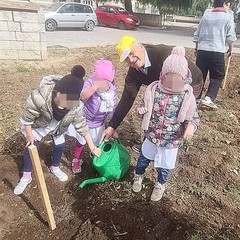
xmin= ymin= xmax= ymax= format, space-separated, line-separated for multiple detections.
xmin=0 ymin=46 xmax=240 ymax=240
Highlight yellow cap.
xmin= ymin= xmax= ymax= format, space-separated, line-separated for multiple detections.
xmin=116 ymin=36 xmax=137 ymax=63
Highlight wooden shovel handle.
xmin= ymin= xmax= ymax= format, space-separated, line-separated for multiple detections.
xmin=28 ymin=145 xmax=56 ymax=230
xmin=222 ymin=55 xmax=232 ymax=90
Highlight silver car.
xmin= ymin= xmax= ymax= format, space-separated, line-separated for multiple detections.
xmin=44 ymin=2 xmax=97 ymax=31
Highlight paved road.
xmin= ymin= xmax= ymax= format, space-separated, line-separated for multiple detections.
xmin=46 ymin=24 xmax=240 ymax=53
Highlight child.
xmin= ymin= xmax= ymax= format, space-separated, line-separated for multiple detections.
xmin=132 ymin=46 xmax=200 ymax=201
xmin=67 ymin=60 xmax=117 ymax=174
xmin=14 ymin=65 xmax=101 ymax=195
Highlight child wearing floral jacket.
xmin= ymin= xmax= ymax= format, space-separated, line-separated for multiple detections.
xmin=133 ymin=46 xmax=200 ymax=201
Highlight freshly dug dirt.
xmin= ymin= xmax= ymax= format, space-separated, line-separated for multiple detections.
xmin=0 ymin=46 xmax=239 ymax=240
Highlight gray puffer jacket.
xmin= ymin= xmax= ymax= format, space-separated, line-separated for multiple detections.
xmin=21 ymin=75 xmax=89 ymax=136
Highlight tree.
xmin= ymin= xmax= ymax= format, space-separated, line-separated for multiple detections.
xmin=124 ymin=0 xmax=133 ymax=13
xmin=138 ymin=0 xmax=193 ymax=13
xmin=137 ymin=0 xmax=193 ymax=26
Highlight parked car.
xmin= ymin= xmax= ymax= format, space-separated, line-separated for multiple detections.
xmin=96 ymin=5 xmax=140 ymax=30
xmin=43 ymin=2 xmax=97 ymax=31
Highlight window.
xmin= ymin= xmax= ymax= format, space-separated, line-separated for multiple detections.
xmin=85 ymin=5 xmax=93 ymax=13
xmin=74 ymin=4 xmax=85 ymax=13
xmin=118 ymin=7 xmax=128 ymax=14
xmin=109 ymin=7 xmax=116 ymax=14
xmin=59 ymin=4 xmax=74 ymax=13
xmin=100 ymin=6 xmax=107 ymax=12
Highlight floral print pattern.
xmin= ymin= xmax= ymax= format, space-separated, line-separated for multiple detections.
xmin=145 ymin=87 xmax=199 ymax=148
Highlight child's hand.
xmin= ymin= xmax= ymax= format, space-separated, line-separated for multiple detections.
xmin=93 ymin=80 xmax=110 ymax=93
xmin=183 ymin=124 xmax=195 ymax=141
xmin=25 ymin=130 xmax=35 ymax=147
xmin=91 ymin=147 xmax=102 ymax=157
xmin=137 ymin=106 xmax=148 ymax=115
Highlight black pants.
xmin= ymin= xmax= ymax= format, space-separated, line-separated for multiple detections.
xmin=196 ymin=50 xmax=225 ymax=101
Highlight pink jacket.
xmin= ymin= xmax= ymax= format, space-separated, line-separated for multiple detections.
xmin=141 ymin=81 xmax=198 ymax=131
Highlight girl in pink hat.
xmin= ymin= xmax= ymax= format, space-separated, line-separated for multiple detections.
xmin=67 ymin=60 xmax=118 ymax=173
xmin=132 ymin=46 xmax=200 ymax=201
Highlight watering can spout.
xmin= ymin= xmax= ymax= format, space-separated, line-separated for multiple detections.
xmin=79 ymin=176 xmax=108 ymax=188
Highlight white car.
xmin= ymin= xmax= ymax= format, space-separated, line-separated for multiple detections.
xmin=44 ymin=2 xmax=97 ymax=31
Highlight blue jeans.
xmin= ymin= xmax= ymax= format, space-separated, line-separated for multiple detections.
xmin=23 ymin=140 xmax=65 ymax=172
xmin=135 ymin=153 xmax=171 ymax=184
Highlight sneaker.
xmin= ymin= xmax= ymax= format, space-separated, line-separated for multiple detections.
xmin=201 ymin=96 xmax=218 ymax=109
xmin=14 ymin=178 xmax=32 ymax=195
xmin=132 ymin=144 xmax=141 ymax=154
xmin=196 ymin=99 xmax=201 ymax=105
xmin=132 ymin=174 xmax=144 ymax=192
xmin=50 ymin=167 xmax=68 ymax=182
xmin=72 ymin=158 xmax=83 ymax=174
xmin=150 ymin=182 xmax=165 ymax=201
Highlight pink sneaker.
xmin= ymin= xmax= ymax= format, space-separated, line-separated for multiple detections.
xmin=72 ymin=158 xmax=83 ymax=174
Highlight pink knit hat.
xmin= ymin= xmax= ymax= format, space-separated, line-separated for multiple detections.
xmin=92 ymin=60 xmax=115 ymax=82
xmin=162 ymin=46 xmax=188 ymax=79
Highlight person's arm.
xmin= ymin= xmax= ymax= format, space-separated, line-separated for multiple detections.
xmin=81 ymin=80 xmax=113 ymax=101
xmin=226 ymin=15 xmax=237 ymax=57
xmin=21 ymin=90 xmax=42 ymax=123
xmin=109 ymin=72 xmax=141 ymax=129
xmin=80 ymin=85 xmax=97 ymax=101
xmin=73 ymin=104 xmax=101 ymax=157
xmin=25 ymin=125 xmax=35 ymax=146
xmin=183 ymin=110 xmax=200 ymax=141
xmin=84 ymin=133 xmax=101 ymax=157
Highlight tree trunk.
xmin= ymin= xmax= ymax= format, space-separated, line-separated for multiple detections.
xmin=124 ymin=0 xmax=133 ymax=14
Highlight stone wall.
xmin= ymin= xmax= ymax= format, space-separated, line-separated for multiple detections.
xmin=135 ymin=12 xmax=162 ymax=27
xmin=0 ymin=1 xmax=47 ymax=60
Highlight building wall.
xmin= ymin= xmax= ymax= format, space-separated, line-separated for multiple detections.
xmin=0 ymin=1 xmax=47 ymax=60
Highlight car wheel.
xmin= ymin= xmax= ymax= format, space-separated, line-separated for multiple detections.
xmin=118 ymin=21 xmax=126 ymax=30
xmin=85 ymin=20 xmax=94 ymax=31
xmin=45 ymin=19 xmax=57 ymax=31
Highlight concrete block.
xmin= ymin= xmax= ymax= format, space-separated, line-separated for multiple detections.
xmin=0 ymin=31 xmax=16 ymax=41
xmin=0 ymin=49 xmax=18 ymax=59
xmin=8 ymin=22 xmax=21 ymax=31
xmin=0 ymin=41 xmax=11 ymax=49
xmin=40 ymin=41 xmax=47 ymax=51
xmin=0 ymin=11 xmax=12 ymax=21
xmin=41 ymin=49 xmax=48 ymax=59
xmin=16 ymin=32 xmax=39 ymax=42
xmin=18 ymin=50 xmax=42 ymax=60
xmin=13 ymin=11 xmax=39 ymax=23
xmin=24 ymin=41 xmax=41 ymax=50
xmin=0 ymin=21 xmax=8 ymax=31
xmin=38 ymin=13 xmax=45 ymax=24
xmin=11 ymin=41 xmax=24 ymax=50
xmin=21 ymin=22 xmax=45 ymax=33
xmin=40 ymin=32 xmax=47 ymax=42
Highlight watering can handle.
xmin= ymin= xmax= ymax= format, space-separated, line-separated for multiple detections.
xmin=98 ymin=139 xmax=122 ymax=149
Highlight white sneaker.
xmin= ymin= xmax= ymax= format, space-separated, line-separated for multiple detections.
xmin=132 ymin=174 xmax=144 ymax=192
xmin=201 ymin=96 xmax=218 ymax=109
xmin=150 ymin=182 xmax=165 ymax=201
xmin=14 ymin=178 xmax=32 ymax=195
xmin=50 ymin=167 xmax=68 ymax=182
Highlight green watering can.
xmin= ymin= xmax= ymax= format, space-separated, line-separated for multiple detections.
xmin=79 ymin=140 xmax=131 ymax=188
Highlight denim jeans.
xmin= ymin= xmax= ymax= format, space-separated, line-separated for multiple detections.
xmin=23 ymin=140 xmax=65 ymax=172
xmin=135 ymin=153 xmax=171 ymax=184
